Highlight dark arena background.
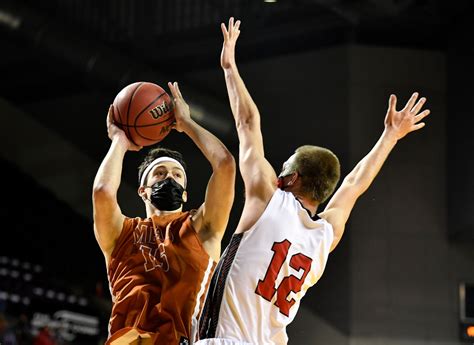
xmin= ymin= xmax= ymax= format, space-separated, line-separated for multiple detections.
xmin=1 ymin=0 xmax=474 ymax=344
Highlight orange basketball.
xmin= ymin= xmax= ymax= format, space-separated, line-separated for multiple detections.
xmin=112 ymin=82 xmax=175 ymax=146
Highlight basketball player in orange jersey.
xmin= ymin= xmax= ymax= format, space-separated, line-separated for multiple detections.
xmin=197 ymin=18 xmax=430 ymax=344
xmin=93 ymin=81 xmax=236 ymax=345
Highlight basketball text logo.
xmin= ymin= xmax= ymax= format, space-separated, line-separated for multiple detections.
xmin=150 ymin=101 xmax=172 ymax=119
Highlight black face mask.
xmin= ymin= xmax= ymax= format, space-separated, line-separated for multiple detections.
xmin=149 ymin=178 xmax=185 ymax=211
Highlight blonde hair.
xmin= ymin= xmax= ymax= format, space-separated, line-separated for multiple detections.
xmin=292 ymin=145 xmax=340 ymax=203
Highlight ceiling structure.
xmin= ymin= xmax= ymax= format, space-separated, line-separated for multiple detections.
xmin=1 ymin=0 xmax=470 ymax=108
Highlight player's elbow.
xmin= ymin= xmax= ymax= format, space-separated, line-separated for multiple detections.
xmin=235 ymin=114 xmax=258 ymax=131
xmin=215 ymin=150 xmax=236 ymax=174
xmin=235 ymin=106 xmax=259 ymax=130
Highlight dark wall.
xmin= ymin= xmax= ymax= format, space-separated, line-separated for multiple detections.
xmin=447 ymin=23 xmax=474 ymax=241
xmin=0 ymin=157 xmax=103 ymax=291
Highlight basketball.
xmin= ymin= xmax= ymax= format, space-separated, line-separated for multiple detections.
xmin=112 ymin=81 xmax=175 ymax=147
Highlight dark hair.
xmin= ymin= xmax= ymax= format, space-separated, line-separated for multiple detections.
xmin=138 ymin=147 xmax=187 ymax=186
xmin=293 ymin=145 xmax=340 ymax=203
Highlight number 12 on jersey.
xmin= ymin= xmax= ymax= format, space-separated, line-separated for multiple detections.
xmin=255 ymin=240 xmax=313 ymax=317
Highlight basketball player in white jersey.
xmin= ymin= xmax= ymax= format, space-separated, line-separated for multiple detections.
xmin=197 ymin=18 xmax=431 ymax=345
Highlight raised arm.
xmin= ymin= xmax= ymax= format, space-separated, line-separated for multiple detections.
xmin=319 ymin=93 xmax=430 ymax=251
xmin=221 ymin=18 xmax=277 ymax=233
xmin=167 ymin=82 xmax=235 ymax=262
xmin=92 ymin=106 xmax=142 ymax=264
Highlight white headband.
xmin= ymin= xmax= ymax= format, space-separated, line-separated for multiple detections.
xmin=140 ymin=157 xmax=187 ymax=187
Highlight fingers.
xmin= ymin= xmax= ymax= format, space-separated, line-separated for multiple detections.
xmin=234 ymin=20 xmax=241 ymax=39
xmin=403 ymin=92 xmax=419 ymax=111
xmin=231 ymin=18 xmax=241 ymax=38
xmin=222 ymin=17 xmax=240 ymax=39
xmin=414 ymin=109 xmax=430 ymax=122
xmin=411 ymin=109 xmax=430 ymax=132
xmin=410 ymin=96 xmax=426 ymax=114
xmin=168 ymin=81 xmax=180 ymax=100
xmin=173 ymin=81 xmax=183 ymax=99
xmin=168 ymin=81 xmax=185 ymax=109
xmin=412 ymin=122 xmax=426 ymax=131
xmin=221 ymin=22 xmax=228 ymax=39
xmin=167 ymin=81 xmax=175 ymax=95
xmin=107 ymin=104 xmax=114 ymax=125
xmin=388 ymin=94 xmax=397 ymax=113
xmin=175 ymin=82 xmax=182 ymax=98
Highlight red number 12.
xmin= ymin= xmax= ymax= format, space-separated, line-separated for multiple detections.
xmin=255 ymin=240 xmax=313 ymax=317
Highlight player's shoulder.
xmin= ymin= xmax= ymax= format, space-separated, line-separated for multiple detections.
xmin=317 ymin=208 xmax=340 ymax=231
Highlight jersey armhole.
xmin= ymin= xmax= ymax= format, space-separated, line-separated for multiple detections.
xmin=244 ymin=189 xmax=284 ymax=235
xmin=108 ymin=217 xmax=137 ymax=261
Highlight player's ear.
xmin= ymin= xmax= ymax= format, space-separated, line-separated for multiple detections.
xmin=182 ymin=190 xmax=188 ymax=203
xmin=138 ymin=186 xmax=146 ymax=199
xmin=288 ymin=172 xmax=299 ymax=186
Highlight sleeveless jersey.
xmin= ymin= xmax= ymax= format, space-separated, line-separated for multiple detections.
xmin=107 ymin=211 xmax=215 ymax=345
xmin=198 ymin=189 xmax=334 ymax=345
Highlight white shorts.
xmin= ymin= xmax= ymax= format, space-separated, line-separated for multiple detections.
xmin=195 ymin=339 xmax=253 ymax=345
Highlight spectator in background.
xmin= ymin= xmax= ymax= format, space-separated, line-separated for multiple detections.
xmin=14 ymin=313 xmax=33 ymax=345
xmin=33 ymin=326 xmax=56 ymax=345
xmin=0 ymin=313 xmax=17 ymax=345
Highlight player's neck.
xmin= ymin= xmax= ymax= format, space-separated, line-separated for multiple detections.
xmin=294 ymin=194 xmax=319 ymax=217
xmin=147 ymin=206 xmax=183 ymax=217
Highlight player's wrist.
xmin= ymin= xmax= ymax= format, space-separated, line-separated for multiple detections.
xmin=177 ymin=116 xmax=196 ymax=132
xmin=110 ymin=135 xmax=131 ymax=154
xmin=381 ymin=128 xmax=399 ymax=144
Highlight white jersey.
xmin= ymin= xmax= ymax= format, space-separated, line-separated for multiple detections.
xmin=198 ymin=189 xmax=334 ymax=345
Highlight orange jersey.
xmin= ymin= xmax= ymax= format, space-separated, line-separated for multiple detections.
xmin=106 ymin=211 xmax=215 ymax=345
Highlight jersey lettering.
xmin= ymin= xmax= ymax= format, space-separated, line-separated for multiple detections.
xmin=139 ymin=243 xmax=169 ymax=272
xmin=255 ymin=240 xmax=313 ymax=316
xmin=255 ymin=240 xmax=291 ymax=301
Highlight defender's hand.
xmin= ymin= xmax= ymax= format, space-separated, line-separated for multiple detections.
xmin=221 ymin=17 xmax=241 ymax=70
xmin=384 ymin=92 xmax=431 ymax=141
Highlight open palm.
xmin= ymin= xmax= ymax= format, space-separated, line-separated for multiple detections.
xmin=384 ymin=92 xmax=431 ymax=140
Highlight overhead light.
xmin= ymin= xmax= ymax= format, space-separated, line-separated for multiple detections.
xmin=0 ymin=10 xmax=21 ymax=30
xmin=264 ymin=0 xmax=277 ymax=2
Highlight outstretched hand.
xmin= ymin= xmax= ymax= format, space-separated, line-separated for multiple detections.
xmin=221 ymin=17 xmax=241 ymax=70
xmin=168 ymin=81 xmax=191 ymax=133
xmin=384 ymin=92 xmax=431 ymax=140
xmin=107 ymin=105 xmax=142 ymax=151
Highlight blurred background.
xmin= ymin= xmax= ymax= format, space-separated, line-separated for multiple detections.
xmin=1 ymin=0 xmax=474 ymax=344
